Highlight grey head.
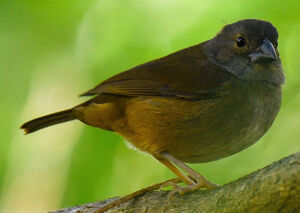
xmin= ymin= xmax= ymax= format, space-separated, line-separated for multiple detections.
xmin=205 ymin=19 xmax=284 ymax=85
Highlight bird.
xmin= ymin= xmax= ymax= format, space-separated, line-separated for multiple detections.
xmin=21 ymin=19 xmax=284 ymax=193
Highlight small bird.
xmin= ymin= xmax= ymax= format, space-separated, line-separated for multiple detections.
xmin=21 ymin=19 xmax=284 ymax=192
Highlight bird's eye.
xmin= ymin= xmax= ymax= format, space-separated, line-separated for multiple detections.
xmin=274 ymin=41 xmax=278 ymax=48
xmin=236 ymin=36 xmax=246 ymax=48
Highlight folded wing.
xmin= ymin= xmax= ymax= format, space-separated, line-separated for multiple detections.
xmin=81 ymin=45 xmax=234 ymax=100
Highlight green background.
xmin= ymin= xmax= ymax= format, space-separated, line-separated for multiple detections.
xmin=0 ymin=0 xmax=299 ymax=212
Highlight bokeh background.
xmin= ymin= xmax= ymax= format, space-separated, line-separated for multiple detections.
xmin=0 ymin=0 xmax=299 ymax=212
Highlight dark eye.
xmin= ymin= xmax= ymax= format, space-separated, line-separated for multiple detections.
xmin=236 ymin=36 xmax=246 ymax=48
xmin=274 ymin=41 xmax=278 ymax=48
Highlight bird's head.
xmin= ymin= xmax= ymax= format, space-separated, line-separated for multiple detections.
xmin=206 ymin=19 xmax=284 ymax=85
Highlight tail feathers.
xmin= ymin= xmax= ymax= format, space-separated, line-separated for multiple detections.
xmin=20 ymin=109 xmax=75 ymax=134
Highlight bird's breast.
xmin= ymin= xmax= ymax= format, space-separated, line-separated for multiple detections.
xmin=117 ymin=81 xmax=282 ymax=163
xmin=179 ymin=82 xmax=281 ymax=163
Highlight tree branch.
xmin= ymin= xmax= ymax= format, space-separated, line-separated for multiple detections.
xmin=52 ymin=152 xmax=300 ymax=213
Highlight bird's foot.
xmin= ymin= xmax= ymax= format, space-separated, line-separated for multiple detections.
xmin=159 ymin=180 xmax=192 ymax=200
xmin=189 ymin=174 xmax=219 ymax=190
xmin=159 ymin=175 xmax=218 ymax=200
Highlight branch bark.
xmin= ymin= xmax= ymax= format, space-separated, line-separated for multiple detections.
xmin=52 ymin=152 xmax=300 ymax=213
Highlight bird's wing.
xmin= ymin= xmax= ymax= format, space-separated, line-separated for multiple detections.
xmin=80 ymin=45 xmax=234 ymax=100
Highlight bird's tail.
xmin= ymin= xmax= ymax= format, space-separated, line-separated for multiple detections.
xmin=20 ymin=109 xmax=75 ymax=134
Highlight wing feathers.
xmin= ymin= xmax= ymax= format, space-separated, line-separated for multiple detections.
xmin=79 ymin=44 xmax=234 ymax=100
xmin=81 ymin=80 xmax=164 ymax=97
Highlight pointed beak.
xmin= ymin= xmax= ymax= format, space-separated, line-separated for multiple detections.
xmin=249 ymin=38 xmax=277 ymax=63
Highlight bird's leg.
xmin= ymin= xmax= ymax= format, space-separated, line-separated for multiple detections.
xmin=154 ymin=156 xmax=198 ymax=196
xmin=155 ymin=157 xmax=195 ymax=185
xmin=158 ymin=152 xmax=218 ymax=193
xmin=94 ymin=153 xmax=217 ymax=212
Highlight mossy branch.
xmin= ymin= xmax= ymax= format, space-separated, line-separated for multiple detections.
xmin=52 ymin=152 xmax=300 ymax=213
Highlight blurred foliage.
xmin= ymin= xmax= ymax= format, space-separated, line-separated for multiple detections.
xmin=0 ymin=0 xmax=299 ymax=212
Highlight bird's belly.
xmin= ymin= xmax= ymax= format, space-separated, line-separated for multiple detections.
xmin=118 ymin=87 xmax=281 ymax=163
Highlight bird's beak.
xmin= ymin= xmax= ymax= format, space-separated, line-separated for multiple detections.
xmin=249 ymin=38 xmax=277 ymax=63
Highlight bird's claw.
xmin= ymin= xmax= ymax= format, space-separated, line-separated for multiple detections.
xmin=188 ymin=175 xmax=219 ymax=190
xmin=160 ymin=176 xmax=219 ymax=201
